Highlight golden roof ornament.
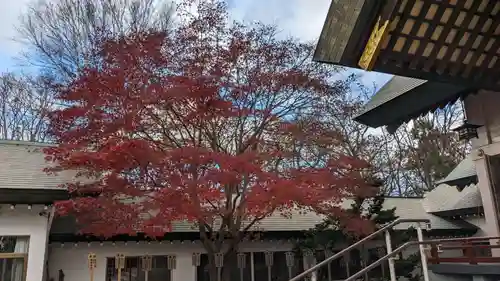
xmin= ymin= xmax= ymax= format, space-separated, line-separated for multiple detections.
xmin=358 ymin=17 xmax=390 ymax=71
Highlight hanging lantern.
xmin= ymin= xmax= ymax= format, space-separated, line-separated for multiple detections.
xmin=453 ymin=98 xmax=482 ymax=141
xmin=452 ymin=120 xmax=481 ymax=141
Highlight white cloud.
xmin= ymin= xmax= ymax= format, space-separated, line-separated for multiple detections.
xmin=0 ymin=0 xmax=31 ymax=57
xmin=228 ymin=0 xmax=330 ymax=42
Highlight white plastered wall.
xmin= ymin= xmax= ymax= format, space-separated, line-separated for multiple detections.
xmin=48 ymin=240 xmax=295 ymax=281
xmin=0 ymin=205 xmax=51 ymax=281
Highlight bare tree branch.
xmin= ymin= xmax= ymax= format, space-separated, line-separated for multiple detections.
xmin=0 ymin=73 xmax=54 ymax=142
xmin=17 ymin=0 xmax=174 ymax=82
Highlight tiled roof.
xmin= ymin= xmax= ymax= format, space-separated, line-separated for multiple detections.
xmin=353 ymin=76 xmax=470 ymax=132
xmin=423 ymin=184 xmax=482 ymax=214
xmin=356 ymin=76 xmax=427 ymax=116
xmin=423 ymin=184 xmax=458 ymax=213
xmin=436 ymin=155 xmax=477 ymax=188
xmin=248 ymin=197 xmax=473 ymax=231
xmin=0 ymin=140 xmax=476 ymax=233
xmin=0 ymin=140 xmax=76 ymax=190
xmin=51 ymin=197 xmax=473 ymax=235
xmin=442 ymin=185 xmax=482 ymax=212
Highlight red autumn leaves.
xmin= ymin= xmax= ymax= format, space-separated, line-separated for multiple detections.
xmin=45 ymin=0 xmax=377 ymax=239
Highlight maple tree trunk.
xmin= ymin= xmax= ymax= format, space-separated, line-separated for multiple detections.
xmin=221 ymin=250 xmax=238 ymax=281
xmin=206 ymin=253 xmax=219 ymax=281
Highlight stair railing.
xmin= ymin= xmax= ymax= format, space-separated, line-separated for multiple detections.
xmin=343 ymin=236 xmax=500 ymax=281
xmin=288 ymin=218 xmax=431 ymax=281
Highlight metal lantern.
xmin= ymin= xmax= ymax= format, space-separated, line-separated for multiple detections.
xmin=215 ymin=253 xmax=224 ymax=268
xmin=453 ymin=120 xmax=481 ymax=141
xmin=141 ymin=255 xmax=152 ymax=272
xmin=453 ymin=98 xmax=482 ymax=141
xmin=285 ymin=252 xmax=295 ymax=280
xmin=167 ymin=255 xmax=177 ymax=270
xmin=303 ymin=249 xmax=314 ymax=265
xmin=115 ymin=253 xmax=126 ymax=281
xmin=285 ymin=252 xmax=295 ymax=267
xmin=192 ymin=253 xmax=201 ymax=267
xmin=237 ymin=253 xmax=247 ymax=269
xmin=264 ymin=251 xmax=274 ymax=267
xmin=115 ymin=254 xmax=125 ymax=270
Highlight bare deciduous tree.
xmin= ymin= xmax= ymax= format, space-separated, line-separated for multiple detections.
xmin=390 ymin=104 xmax=469 ymax=195
xmin=311 ymin=78 xmax=468 ymax=197
xmin=0 ymin=73 xmax=54 ymax=142
xmin=18 ymin=0 xmax=174 ymax=82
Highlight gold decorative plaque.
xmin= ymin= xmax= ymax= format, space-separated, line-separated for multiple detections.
xmin=358 ymin=17 xmax=390 ymax=71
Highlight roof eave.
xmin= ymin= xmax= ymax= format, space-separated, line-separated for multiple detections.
xmin=354 ymin=82 xmax=472 ymax=131
xmin=431 ymin=206 xmax=484 ymax=218
xmin=436 ymin=176 xmax=478 ymax=191
xmin=0 ymin=188 xmax=69 ymax=205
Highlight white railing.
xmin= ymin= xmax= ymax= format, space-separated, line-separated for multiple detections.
xmin=288 ymin=218 xmax=431 ymax=281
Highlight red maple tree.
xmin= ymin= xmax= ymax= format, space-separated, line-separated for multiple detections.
xmin=44 ymin=0 xmax=375 ymax=279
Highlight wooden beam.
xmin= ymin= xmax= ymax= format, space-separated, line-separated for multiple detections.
xmin=372 ymin=0 xmax=500 ymax=90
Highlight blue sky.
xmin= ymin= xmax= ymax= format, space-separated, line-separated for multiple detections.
xmin=0 ymin=0 xmax=30 ymax=73
xmin=0 ymin=0 xmax=392 ymax=90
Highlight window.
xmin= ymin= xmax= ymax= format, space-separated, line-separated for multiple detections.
xmin=0 ymin=236 xmax=29 ymax=281
xmin=105 ymin=255 xmax=174 ymax=281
